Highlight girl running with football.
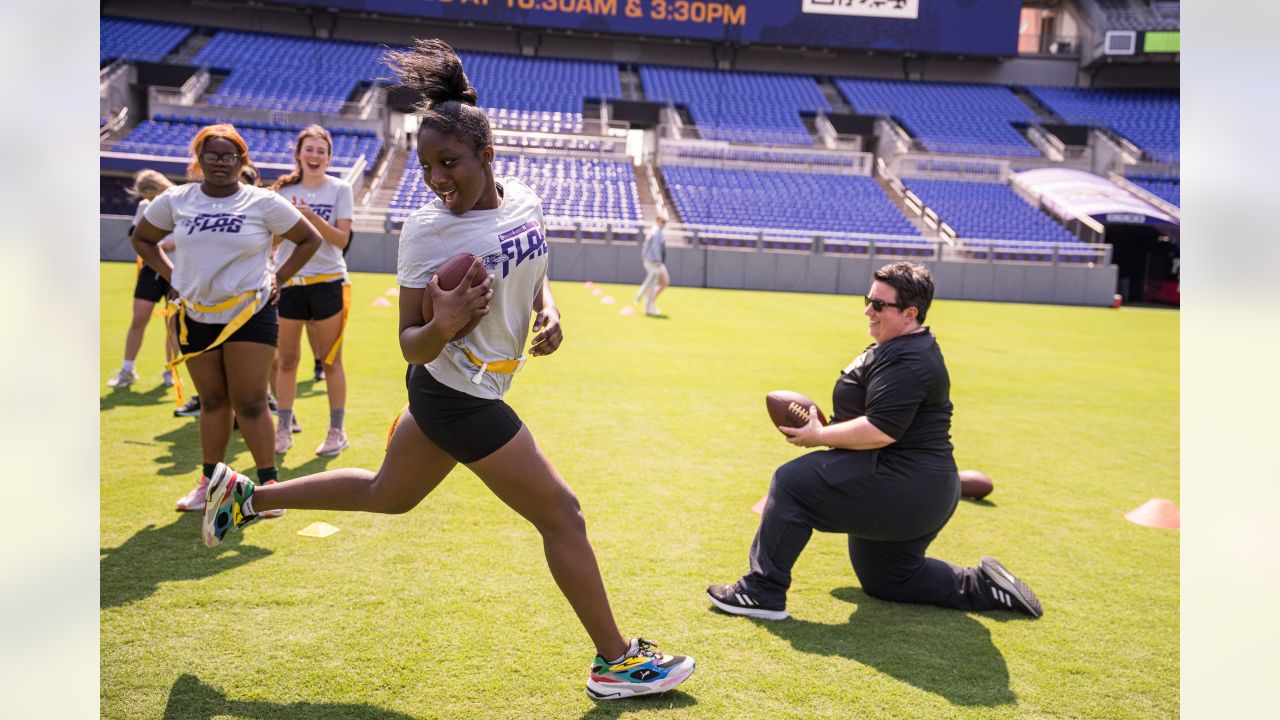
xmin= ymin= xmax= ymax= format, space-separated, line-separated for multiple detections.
xmin=198 ymin=39 xmax=695 ymax=701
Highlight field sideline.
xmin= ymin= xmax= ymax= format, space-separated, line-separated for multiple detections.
xmin=100 ymin=261 xmax=1179 ymax=719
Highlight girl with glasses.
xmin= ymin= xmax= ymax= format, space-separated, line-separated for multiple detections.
xmin=130 ymin=123 xmax=323 ymax=512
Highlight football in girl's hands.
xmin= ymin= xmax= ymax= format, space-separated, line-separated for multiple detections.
xmin=428 ymin=252 xmax=488 ymax=340
xmin=436 ymin=252 xmax=483 ymax=291
xmin=766 ymin=391 xmax=828 ymax=433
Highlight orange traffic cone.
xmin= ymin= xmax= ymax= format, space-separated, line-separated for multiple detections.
xmin=1124 ymin=498 xmax=1179 ymax=529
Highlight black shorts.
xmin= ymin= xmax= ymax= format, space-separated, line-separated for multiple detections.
xmin=278 ymin=280 xmax=345 ymax=321
xmin=405 ymin=364 xmax=523 ymax=464
xmin=133 ymin=264 xmax=171 ymax=303
xmin=179 ymin=303 xmax=279 ymax=354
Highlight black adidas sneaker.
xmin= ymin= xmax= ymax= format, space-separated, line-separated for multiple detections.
xmin=979 ymin=556 xmax=1043 ymax=618
xmin=706 ymin=582 xmax=789 ymax=620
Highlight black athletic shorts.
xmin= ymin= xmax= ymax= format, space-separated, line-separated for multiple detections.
xmin=179 ymin=303 xmax=279 ymax=354
xmin=133 ymin=264 xmax=171 ymax=303
xmin=405 ymin=364 xmax=523 ymax=464
xmin=278 ymin=280 xmax=344 ymax=321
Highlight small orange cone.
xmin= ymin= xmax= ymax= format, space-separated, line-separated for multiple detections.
xmin=600 ymin=295 xmax=616 ymax=304
xmin=591 ymin=287 xmax=603 ymax=297
xmin=619 ymin=306 xmax=636 ymax=316
xmin=751 ymin=496 xmax=767 ymax=514
xmin=584 ymin=281 xmax=595 ymax=289
xmin=385 ymin=287 xmax=400 ymax=296
xmin=371 ymin=297 xmax=392 ymax=307
xmin=1124 ymin=498 xmax=1179 ymax=529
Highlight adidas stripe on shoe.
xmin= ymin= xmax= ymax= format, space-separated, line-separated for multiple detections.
xmin=979 ymin=556 xmax=1043 ymax=618
xmin=706 ymin=582 xmax=788 ymax=621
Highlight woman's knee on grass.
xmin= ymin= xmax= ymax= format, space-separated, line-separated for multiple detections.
xmin=276 ymin=345 xmax=303 ymax=372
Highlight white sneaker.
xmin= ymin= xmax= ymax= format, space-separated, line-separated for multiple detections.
xmin=275 ymin=421 xmax=293 ymax=454
xmin=644 ymin=303 xmax=661 ymax=316
xmin=315 ymin=427 xmax=349 ymax=457
xmin=161 ymin=369 xmax=174 ymax=387
xmin=107 ymin=368 xmax=140 ymax=388
xmin=176 ymin=476 xmax=210 ymax=511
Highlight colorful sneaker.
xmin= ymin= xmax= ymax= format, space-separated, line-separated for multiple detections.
xmin=315 ymin=427 xmax=349 ymax=457
xmin=257 ymin=479 xmax=285 ymax=520
xmin=173 ymin=396 xmax=202 ymax=418
xmin=706 ymin=582 xmax=788 ymax=620
xmin=161 ymin=369 xmax=175 ymax=387
xmin=175 ymin=476 xmax=209 ymax=512
xmin=106 ymin=368 xmax=140 ymax=389
xmin=291 ymin=414 xmax=302 ymax=433
xmin=202 ymin=463 xmax=261 ymax=548
xmin=275 ymin=420 xmax=293 ymax=454
xmin=313 ymin=359 xmax=325 ymax=382
xmin=586 ymin=638 xmax=695 ymax=701
xmin=979 ymin=556 xmax=1043 ymax=618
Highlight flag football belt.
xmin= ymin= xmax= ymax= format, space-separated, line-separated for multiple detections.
xmin=163 ymin=289 xmax=260 ymax=407
xmin=461 ymin=347 xmax=526 ymax=384
xmin=282 ymin=273 xmax=351 ymax=365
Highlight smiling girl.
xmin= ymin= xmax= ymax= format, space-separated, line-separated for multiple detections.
xmin=197 ymin=40 xmax=695 ymax=701
xmin=269 ymin=125 xmax=356 ymax=457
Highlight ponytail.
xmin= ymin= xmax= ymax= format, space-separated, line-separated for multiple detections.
xmin=384 ymin=39 xmax=492 ymax=152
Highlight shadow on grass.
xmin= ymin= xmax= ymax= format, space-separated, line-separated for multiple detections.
xmin=163 ymin=674 xmax=418 ymax=720
xmin=753 ymin=587 xmax=1016 ymax=707
xmin=578 ymin=688 xmax=697 ymax=719
xmin=151 ymin=421 xmax=204 ymax=477
xmin=101 ymin=513 xmax=272 ymax=610
xmin=100 ymin=384 xmax=169 ymax=410
xmin=962 ymin=498 xmax=998 ymax=508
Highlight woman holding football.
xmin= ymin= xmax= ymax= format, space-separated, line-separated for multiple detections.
xmin=197 ymin=39 xmax=695 ymax=701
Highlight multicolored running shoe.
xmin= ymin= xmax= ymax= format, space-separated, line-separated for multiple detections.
xmin=586 ymin=638 xmax=695 ymax=700
xmin=201 ymin=463 xmax=260 ymax=548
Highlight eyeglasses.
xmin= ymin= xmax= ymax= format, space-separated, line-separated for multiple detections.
xmin=200 ymin=151 xmax=243 ymax=165
xmin=864 ymin=296 xmax=909 ymax=312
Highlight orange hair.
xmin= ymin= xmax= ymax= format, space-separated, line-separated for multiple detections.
xmin=187 ymin=124 xmax=251 ymax=180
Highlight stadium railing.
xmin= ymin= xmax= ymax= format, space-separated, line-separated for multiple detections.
xmin=1108 ymin=171 xmax=1180 ymax=220
xmin=656 ymin=135 xmax=871 ymax=176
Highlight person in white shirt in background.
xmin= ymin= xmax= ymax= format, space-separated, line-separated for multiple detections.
xmin=131 ymin=123 xmax=323 ymax=511
xmin=107 ymin=169 xmax=178 ymax=389
xmin=268 ymin=125 xmax=356 ymax=457
xmin=634 ymin=210 xmax=669 ymax=316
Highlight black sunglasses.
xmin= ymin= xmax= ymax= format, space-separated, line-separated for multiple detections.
xmin=864 ymin=296 xmax=909 ymax=312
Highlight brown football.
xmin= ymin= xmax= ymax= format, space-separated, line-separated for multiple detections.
xmin=766 ymin=390 xmax=828 ymax=433
xmin=958 ymin=469 xmax=994 ymax=499
xmin=428 ymin=252 xmax=487 ymax=341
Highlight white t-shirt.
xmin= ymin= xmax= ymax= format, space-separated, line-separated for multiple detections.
xmin=145 ymin=183 xmax=303 ymax=323
xmin=397 ymin=177 xmax=549 ymax=400
xmin=273 ymin=175 xmax=354 ymax=282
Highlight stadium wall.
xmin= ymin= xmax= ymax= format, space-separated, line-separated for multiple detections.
xmin=100 ymin=218 xmax=1117 ymax=306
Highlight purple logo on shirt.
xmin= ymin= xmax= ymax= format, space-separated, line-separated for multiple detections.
xmin=183 ymin=213 xmax=245 ymax=234
xmin=310 ymin=203 xmax=334 ymax=222
xmin=484 ymin=221 xmax=547 ymax=278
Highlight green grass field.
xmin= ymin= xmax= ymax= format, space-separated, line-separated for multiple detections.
xmin=100 ymin=261 xmax=1179 ymax=719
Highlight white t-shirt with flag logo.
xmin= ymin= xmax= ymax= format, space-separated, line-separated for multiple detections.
xmin=396 ymin=177 xmax=549 ymax=400
xmin=145 ymin=183 xmax=303 ymax=323
xmin=273 ymin=174 xmax=354 ymax=282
